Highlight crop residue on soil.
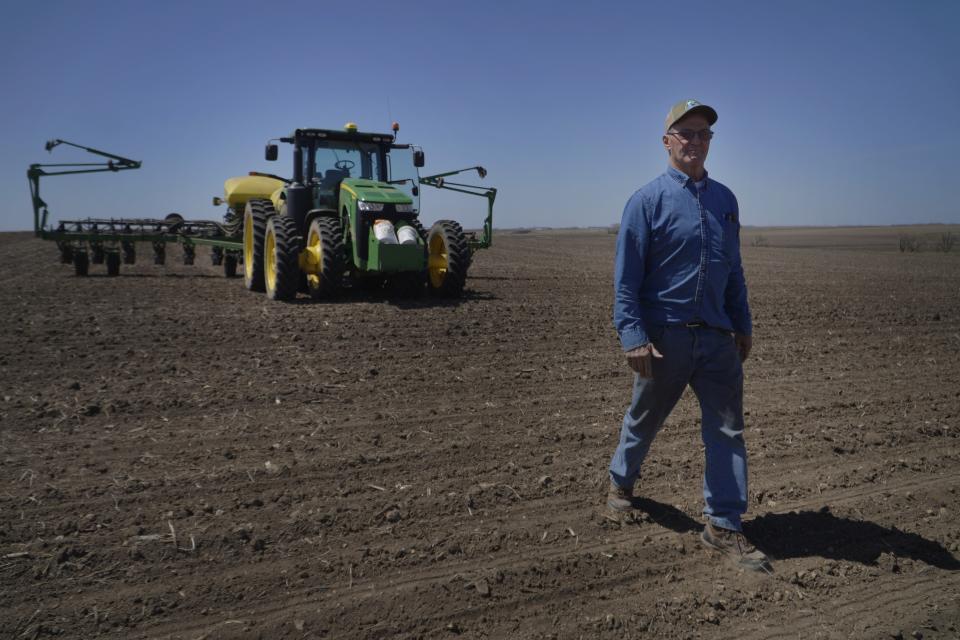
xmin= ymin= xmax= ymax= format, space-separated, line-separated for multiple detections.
xmin=1 ymin=227 xmax=959 ymax=639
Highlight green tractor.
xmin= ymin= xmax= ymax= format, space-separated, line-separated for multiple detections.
xmin=218 ymin=123 xmax=496 ymax=300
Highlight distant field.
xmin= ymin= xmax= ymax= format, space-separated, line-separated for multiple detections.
xmin=505 ymin=224 xmax=960 ymax=252
xmin=742 ymin=224 xmax=960 ymax=252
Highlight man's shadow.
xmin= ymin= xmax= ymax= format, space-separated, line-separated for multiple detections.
xmin=628 ymin=499 xmax=959 ymax=570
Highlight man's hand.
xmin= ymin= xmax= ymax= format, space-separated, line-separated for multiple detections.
xmin=625 ymin=342 xmax=663 ymax=378
xmin=734 ymin=333 xmax=752 ymax=362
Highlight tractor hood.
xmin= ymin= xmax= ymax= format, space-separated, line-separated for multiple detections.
xmin=340 ymin=178 xmax=412 ymax=204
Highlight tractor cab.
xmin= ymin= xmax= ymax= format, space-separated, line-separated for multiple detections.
xmin=265 ymin=125 xmax=424 ymax=224
xmin=307 ymin=138 xmax=384 ymax=210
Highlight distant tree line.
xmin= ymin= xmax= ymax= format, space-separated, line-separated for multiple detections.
xmin=899 ymin=231 xmax=956 ymax=253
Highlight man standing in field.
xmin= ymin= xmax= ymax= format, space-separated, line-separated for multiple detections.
xmin=606 ymin=99 xmax=769 ymax=571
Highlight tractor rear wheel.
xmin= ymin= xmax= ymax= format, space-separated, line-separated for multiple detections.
xmin=427 ymin=220 xmax=470 ymax=297
xmin=106 ymin=252 xmax=120 ymax=276
xmin=243 ymin=199 xmax=273 ymax=292
xmin=304 ymin=217 xmax=346 ymax=300
xmin=265 ymin=216 xmax=302 ymax=301
xmin=74 ymin=251 xmax=89 ymax=277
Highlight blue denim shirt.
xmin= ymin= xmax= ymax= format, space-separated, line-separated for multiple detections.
xmin=613 ymin=166 xmax=751 ymax=352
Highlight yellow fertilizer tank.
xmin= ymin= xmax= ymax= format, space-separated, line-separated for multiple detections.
xmin=223 ymin=175 xmax=285 ymax=210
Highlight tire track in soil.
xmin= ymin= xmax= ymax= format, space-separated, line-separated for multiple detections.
xmin=741 ymin=575 xmax=960 ymax=640
xmin=135 ymin=469 xmax=960 ymax=639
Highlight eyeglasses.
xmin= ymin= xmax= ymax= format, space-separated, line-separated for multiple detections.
xmin=668 ymin=128 xmax=714 ymax=142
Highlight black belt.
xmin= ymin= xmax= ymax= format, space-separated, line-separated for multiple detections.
xmin=681 ymin=321 xmax=733 ymax=335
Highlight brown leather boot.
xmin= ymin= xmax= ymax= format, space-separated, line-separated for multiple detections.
xmin=606 ymin=481 xmax=635 ymax=512
xmin=700 ymin=521 xmax=771 ymax=572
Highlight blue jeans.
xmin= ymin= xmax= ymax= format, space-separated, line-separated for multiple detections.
xmin=608 ymin=325 xmax=748 ymax=531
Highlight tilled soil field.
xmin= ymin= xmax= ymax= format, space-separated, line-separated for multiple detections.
xmin=1 ymin=227 xmax=959 ymax=639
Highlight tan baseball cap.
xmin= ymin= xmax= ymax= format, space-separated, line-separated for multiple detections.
xmin=665 ymin=99 xmax=718 ymax=132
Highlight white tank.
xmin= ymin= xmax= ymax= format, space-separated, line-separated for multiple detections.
xmin=373 ymin=219 xmax=398 ymax=244
xmin=396 ymin=225 xmax=419 ymax=245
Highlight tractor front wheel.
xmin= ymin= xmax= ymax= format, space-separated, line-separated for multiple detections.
xmin=243 ymin=199 xmax=273 ymax=292
xmin=427 ymin=220 xmax=470 ymax=297
xmin=265 ymin=216 xmax=302 ymax=301
xmin=303 ymin=217 xmax=346 ymax=300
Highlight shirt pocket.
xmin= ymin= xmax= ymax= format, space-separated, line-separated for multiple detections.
xmin=720 ymin=212 xmax=740 ymax=262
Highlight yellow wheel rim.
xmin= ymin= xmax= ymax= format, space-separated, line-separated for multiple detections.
xmin=265 ymin=224 xmax=276 ymax=293
xmin=304 ymin=224 xmax=322 ymax=289
xmin=428 ymin=234 xmax=448 ymax=288
xmin=243 ymin=211 xmax=254 ymax=280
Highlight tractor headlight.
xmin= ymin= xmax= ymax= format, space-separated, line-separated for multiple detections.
xmin=395 ymin=204 xmax=414 ymax=213
xmin=358 ymin=201 xmax=384 ymax=212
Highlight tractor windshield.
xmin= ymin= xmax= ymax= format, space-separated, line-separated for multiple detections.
xmin=312 ymin=141 xmax=383 ymax=184
xmin=387 ymin=146 xmax=421 ymax=212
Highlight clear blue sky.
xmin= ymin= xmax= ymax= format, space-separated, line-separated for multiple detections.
xmin=2 ymin=0 xmax=958 ymax=232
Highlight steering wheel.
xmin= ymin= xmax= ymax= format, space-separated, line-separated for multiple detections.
xmin=334 ymin=160 xmax=355 ymax=171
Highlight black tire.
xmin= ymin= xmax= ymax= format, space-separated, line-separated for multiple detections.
xmin=164 ymin=212 xmax=185 ymax=232
xmin=410 ymin=219 xmax=428 ymax=241
xmin=427 ymin=220 xmax=470 ymax=297
xmin=304 ymin=217 xmax=346 ymax=300
xmin=446 ymin=220 xmax=472 ymax=270
xmin=182 ymin=243 xmax=196 ymax=266
xmin=91 ymin=244 xmax=105 ymax=264
xmin=264 ymin=215 xmax=302 ymax=301
xmin=224 ymin=252 xmax=238 ymax=278
xmin=74 ymin=251 xmax=89 ymax=277
xmin=211 ymin=246 xmax=224 ymax=266
xmin=153 ymin=242 xmax=166 ymax=265
xmin=106 ymin=252 xmax=120 ymax=277
xmin=243 ymin=199 xmax=273 ymax=292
